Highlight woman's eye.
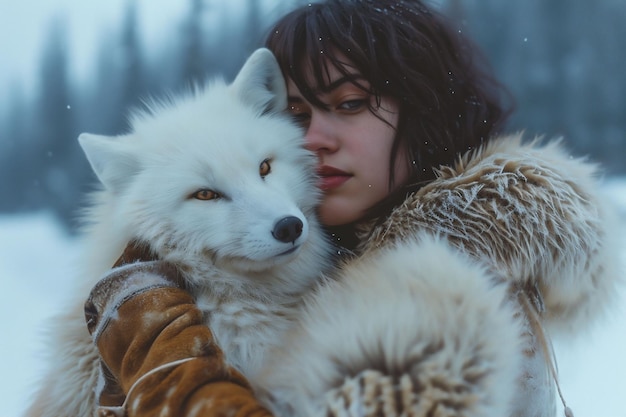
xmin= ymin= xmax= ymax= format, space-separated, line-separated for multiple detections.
xmin=338 ymin=99 xmax=366 ymax=112
xmin=289 ymin=110 xmax=311 ymax=126
xmin=290 ymin=112 xmax=310 ymax=125
xmin=288 ymin=103 xmax=311 ymax=127
xmin=191 ymin=189 xmax=219 ymax=201
xmin=259 ymin=158 xmax=271 ymax=178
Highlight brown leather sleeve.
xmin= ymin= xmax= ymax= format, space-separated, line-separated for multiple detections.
xmin=87 ymin=241 xmax=273 ymax=417
xmin=95 ymin=285 xmax=272 ymax=417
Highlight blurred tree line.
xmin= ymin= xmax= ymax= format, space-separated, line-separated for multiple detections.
xmin=0 ymin=0 xmax=624 ymax=233
xmin=443 ymin=0 xmax=626 ymax=174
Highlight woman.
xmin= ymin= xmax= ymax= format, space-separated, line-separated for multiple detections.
xmin=82 ymin=1 xmax=620 ymax=417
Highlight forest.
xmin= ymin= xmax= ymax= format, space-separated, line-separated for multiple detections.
xmin=0 ymin=0 xmax=624 ymax=232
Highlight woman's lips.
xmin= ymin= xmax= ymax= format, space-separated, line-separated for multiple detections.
xmin=317 ymin=166 xmax=351 ymax=191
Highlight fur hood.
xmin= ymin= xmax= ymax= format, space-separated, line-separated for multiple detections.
xmin=259 ymin=133 xmax=622 ymax=417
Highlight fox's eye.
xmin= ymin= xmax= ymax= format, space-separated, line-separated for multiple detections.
xmin=260 ymin=159 xmax=271 ymax=178
xmin=191 ymin=189 xmax=219 ymax=201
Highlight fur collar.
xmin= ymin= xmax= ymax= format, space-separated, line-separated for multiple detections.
xmin=355 ymin=132 xmax=621 ymax=335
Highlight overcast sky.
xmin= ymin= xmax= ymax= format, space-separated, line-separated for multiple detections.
xmin=0 ymin=0 xmax=287 ymax=112
xmin=0 ymin=0 xmax=186 ymax=106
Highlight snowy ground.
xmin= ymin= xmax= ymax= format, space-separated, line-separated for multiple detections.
xmin=1 ymin=178 xmax=625 ymax=417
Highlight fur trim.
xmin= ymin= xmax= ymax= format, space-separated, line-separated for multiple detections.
xmin=359 ymin=133 xmax=623 ymax=335
xmin=259 ymin=235 xmax=522 ymax=417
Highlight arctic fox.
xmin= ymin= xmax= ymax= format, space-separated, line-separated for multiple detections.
xmin=26 ymin=48 xmax=332 ymax=417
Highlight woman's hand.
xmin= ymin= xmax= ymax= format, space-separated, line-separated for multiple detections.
xmin=85 ymin=241 xmax=273 ymax=417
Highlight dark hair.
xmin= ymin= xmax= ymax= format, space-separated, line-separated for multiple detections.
xmin=265 ymin=0 xmax=512 ymax=240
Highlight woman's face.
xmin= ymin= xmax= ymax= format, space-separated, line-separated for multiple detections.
xmin=287 ymin=60 xmax=410 ymax=226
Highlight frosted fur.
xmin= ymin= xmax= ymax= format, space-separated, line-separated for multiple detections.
xmin=258 ymin=235 xmax=523 ymax=417
xmin=25 ymin=48 xmax=332 ymax=417
xmin=358 ymin=134 xmax=622 ymax=336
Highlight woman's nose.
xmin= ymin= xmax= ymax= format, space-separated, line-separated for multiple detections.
xmin=304 ymin=113 xmax=338 ymax=154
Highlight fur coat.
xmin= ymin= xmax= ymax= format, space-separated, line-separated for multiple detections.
xmin=257 ymin=133 xmax=622 ymax=417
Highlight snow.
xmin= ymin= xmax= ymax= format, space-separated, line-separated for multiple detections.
xmin=0 ymin=180 xmax=625 ymax=417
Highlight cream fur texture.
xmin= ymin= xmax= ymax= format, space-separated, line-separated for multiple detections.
xmin=259 ymin=235 xmax=522 ymax=417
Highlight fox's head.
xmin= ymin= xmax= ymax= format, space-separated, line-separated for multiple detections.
xmin=79 ymin=49 xmax=327 ymax=280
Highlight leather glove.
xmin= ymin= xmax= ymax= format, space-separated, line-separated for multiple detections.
xmin=85 ymin=241 xmax=273 ymax=417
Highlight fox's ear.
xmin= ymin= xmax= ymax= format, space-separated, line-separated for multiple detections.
xmin=78 ymin=133 xmax=140 ymax=192
xmin=230 ymin=48 xmax=287 ymax=114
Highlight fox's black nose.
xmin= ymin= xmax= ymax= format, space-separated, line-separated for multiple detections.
xmin=272 ymin=216 xmax=303 ymax=243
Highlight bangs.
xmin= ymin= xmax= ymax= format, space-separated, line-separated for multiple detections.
xmin=266 ymin=4 xmax=376 ymax=109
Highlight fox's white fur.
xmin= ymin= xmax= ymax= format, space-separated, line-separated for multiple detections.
xmin=26 ymin=48 xmax=332 ymax=417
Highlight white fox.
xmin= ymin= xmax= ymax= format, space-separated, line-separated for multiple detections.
xmin=26 ymin=48 xmax=333 ymax=417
